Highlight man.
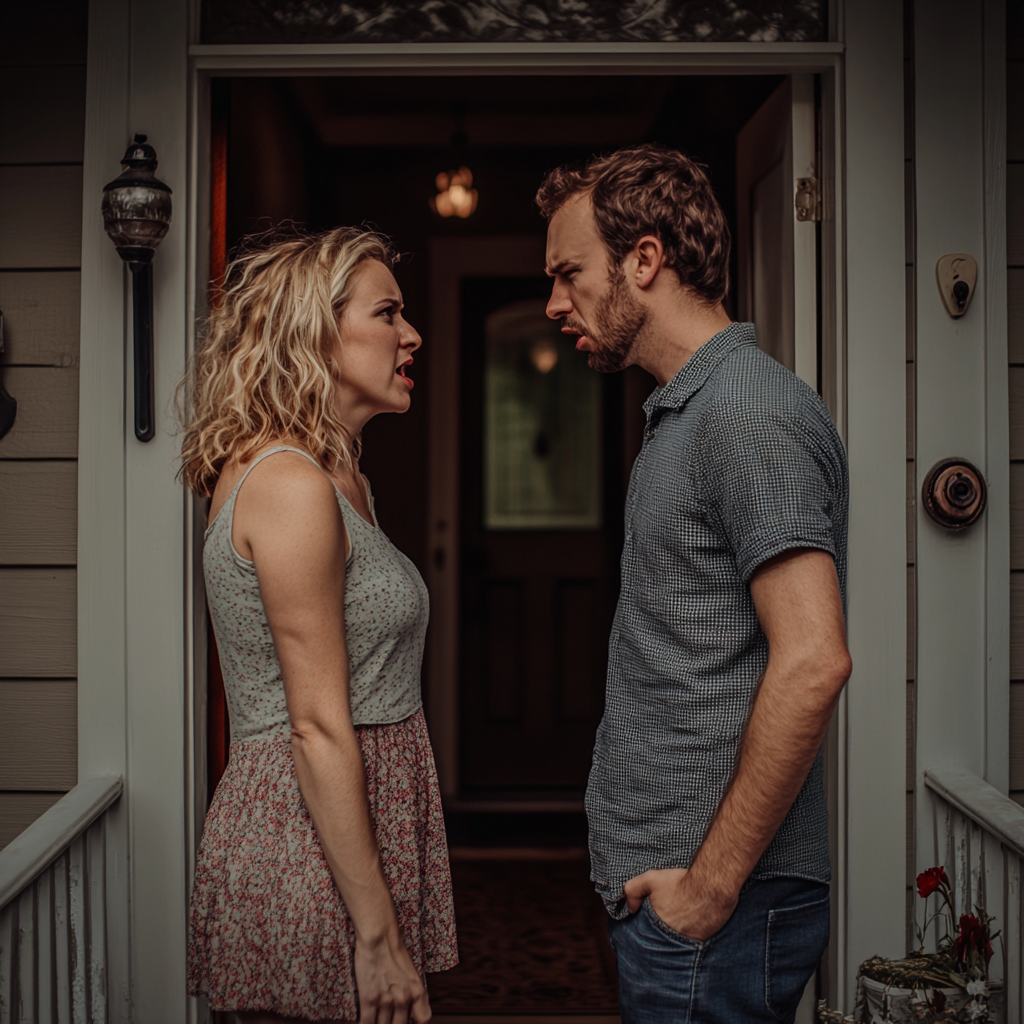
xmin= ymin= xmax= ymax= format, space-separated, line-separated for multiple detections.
xmin=537 ymin=145 xmax=851 ymax=1024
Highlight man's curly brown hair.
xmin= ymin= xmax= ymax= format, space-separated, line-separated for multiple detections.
xmin=535 ymin=143 xmax=731 ymax=306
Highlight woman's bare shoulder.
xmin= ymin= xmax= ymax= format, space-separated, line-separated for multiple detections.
xmin=223 ymin=447 xmax=344 ymax=563
xmin=238 ymin=448 xmax=337 ymax=516
xmin=210 ymin=445 xmax=330 ymax=524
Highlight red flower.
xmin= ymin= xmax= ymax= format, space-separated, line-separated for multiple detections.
xmin=953 ymin=913 xmax=993 ymax=965
xmin=916 ymin=866 xmax=949 ymax=898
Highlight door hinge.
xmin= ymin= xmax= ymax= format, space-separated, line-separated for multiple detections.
xmin=795 ymin=177 xmax=820 ymax=222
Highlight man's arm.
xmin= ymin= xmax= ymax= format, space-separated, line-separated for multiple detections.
xmin=624 ymin=547 xmax=851 ymax=939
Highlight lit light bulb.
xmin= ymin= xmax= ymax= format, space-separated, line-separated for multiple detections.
xmin=530 ymin=340 xmax=559 ymax=374
xmin=430 ymin=166 xmax=478 ymax=219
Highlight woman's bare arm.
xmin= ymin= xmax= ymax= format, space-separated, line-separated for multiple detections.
xmin=234 ymin=452 xmax=429 ymax=1024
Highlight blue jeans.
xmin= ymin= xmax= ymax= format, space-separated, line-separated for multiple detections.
xmin=608 ymin=876 xmax=829 ymax=1024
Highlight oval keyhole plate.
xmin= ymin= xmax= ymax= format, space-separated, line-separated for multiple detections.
xmin=936 ymin=253 xmax=978 ymax=320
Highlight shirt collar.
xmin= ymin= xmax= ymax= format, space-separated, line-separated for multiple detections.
xmin=642 ymin=322 xmax=757 ymax=415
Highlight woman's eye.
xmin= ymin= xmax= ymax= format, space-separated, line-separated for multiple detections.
xmin=379 ymin=307 xmax=395 ymax=322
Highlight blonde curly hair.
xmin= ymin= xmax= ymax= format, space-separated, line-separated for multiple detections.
xmin=178 ymin=226 xmax=396 ymax=497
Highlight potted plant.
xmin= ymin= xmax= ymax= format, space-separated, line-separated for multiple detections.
xmin=817 ymin=867 xmax=1001 ymax=1023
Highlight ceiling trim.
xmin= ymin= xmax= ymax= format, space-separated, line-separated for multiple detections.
xmin=190 ymin=41 xmax=843 ymax=74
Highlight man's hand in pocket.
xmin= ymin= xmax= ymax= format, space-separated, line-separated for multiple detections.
xmin=623 ymin=866 xmax=739 ymax=942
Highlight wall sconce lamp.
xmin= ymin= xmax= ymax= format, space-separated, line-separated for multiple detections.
xmin=102 ymin=134 xmax=172 ymax=442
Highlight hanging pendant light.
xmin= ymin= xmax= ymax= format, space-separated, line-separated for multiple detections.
xmin=430 ymin=106 xmax=478 ymax=219
xmin=431 ymin=166 xmax=478 ymax=219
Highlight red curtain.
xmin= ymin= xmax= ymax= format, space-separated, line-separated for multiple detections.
xmin=207 ymin=78 xmax=231 ymax=801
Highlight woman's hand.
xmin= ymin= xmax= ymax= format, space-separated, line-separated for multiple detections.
xmin=355 ymin=932 xmax=432 ymax=1024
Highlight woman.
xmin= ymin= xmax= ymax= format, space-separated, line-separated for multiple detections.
xmin=180 ymin=227 xmax=458 ymax=1023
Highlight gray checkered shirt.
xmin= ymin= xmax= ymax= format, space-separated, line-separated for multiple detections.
xmin=586 ymin=322 xmax=848 ymax=918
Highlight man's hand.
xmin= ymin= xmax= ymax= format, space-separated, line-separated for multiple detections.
xmin=623 ymin=866 xmax=739 ymax=942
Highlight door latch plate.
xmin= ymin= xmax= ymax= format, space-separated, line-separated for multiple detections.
xmin=795 ymin=177 xmax=820 ymax=222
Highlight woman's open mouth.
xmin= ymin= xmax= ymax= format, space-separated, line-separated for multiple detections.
xmin=397 ymin=361 xmax=414 ymax=389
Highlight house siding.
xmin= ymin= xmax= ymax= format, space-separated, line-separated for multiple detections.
xmin=1009 ymin=2 xmax=1024 ymax=811
xmin=0 ymin=0 xmax=88 ymax=849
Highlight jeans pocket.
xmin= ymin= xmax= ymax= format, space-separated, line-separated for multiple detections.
xmin=765 ymin=889 xmax=830 ymax=1022
xmin=642 ymin=897 xmax=706 ymax=948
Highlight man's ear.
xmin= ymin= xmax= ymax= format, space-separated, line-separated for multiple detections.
xmin=633 ymin=235 xmax=665 ymax=290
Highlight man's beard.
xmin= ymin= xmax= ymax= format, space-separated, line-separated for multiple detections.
xmin=565 ymin=269 xmax=649 ymax=374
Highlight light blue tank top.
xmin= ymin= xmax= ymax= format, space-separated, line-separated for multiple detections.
xmin=203 ymin=446 xmax=428 ymax=741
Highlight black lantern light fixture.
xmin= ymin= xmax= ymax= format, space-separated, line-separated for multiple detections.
xmin=102 ymin=134 xmax=172 ymax=442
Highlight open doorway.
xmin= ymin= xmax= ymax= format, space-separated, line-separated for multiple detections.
xmin=206 ymin=71 xmax=818 ymax=1016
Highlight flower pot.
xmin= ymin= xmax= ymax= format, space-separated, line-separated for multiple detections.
xmin=859 ymin=975 xmax=1004 ymax=1023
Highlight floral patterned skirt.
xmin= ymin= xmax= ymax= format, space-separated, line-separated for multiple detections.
xmin=187 ymin=709 xmax=458 ymax=1020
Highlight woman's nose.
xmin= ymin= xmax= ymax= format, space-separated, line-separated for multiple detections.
xmin=402 ymin=320 xmax=423 ymax=351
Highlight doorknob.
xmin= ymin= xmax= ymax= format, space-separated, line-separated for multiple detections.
xmin=922 ymin=458 xmax=986 ymax=530
xmin=936 ymin=253 xmax=977 ymax=319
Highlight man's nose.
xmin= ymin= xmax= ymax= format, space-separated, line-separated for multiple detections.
xmin=546 ymin=282 xmax=572 ymax=321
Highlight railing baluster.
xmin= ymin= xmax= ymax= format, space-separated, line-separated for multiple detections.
xmin=928 ymin=794 xmax=954 ymax=948
xmin=1008 ymin=851 xmax=1023 ymax=1024
xmin=970 ymin=816 xmax=983 ymax=912
xmin=53 ymin=853 xmax=70 ymax=1024
xmin=982 ymin=830 xmax=1005 ymax=986
xmin=956 ymin=810 xmax=970 ymax=927
xmin=36 ymin=867 xmax=54 ymax=1024
xmin=17 ymin=884 xmax=36 ymax=1022
xmin=85 ymin=818 xmax=107 ymax=1023
xmin=0 ymin=901 xmax=14 ymax=1024
xmin=68 ymin=835 xmax=86 ymax=1024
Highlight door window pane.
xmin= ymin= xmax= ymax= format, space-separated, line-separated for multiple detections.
xmin=201 ymin=1 xmax=828 ymax=44
xmin=483 ymin=299 xmax=601 ymax=530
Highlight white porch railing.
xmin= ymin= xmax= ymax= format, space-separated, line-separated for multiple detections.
xmin=0 ymin=776 xmax=123 ymax=1024
xmin=924 ymin=767 xmax=1024 ymax=1024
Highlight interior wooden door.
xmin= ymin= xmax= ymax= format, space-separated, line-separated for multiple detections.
xmin=457 ymin=276 xmax=623 ymax=801
xmin=736 ymin=75 xmax=818 ymax=387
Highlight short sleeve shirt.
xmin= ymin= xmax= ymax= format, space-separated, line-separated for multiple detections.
xmin=586 ymin=322 xmax=848 ymax=918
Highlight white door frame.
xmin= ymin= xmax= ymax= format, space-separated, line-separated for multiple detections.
xmin=76 ymin=4 xmax=910 ymax=1016
xmin=912 ymin=0 xmax=1010 ymax=948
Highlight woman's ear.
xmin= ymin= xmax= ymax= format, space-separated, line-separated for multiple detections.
xmin=325 ymin=335 xmax=343 ymax=381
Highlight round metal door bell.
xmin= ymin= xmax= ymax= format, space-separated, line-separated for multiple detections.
xmin=922 ymin=458 xmax=986 ymax=530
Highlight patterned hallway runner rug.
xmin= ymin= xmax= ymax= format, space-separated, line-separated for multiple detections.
xmin=427 ymin=854 xmax=621 ymax=1015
